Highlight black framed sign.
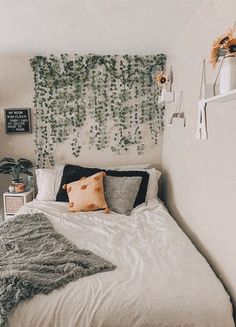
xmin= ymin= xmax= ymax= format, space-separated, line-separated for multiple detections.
xmin=5 ymin=108 xmax=32 ymax=134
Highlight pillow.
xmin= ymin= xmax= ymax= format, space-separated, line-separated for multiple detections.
xmin=56 ymin=164 xmax=149 ymax=207
xmin=36 ymin=167 xmax=64 ymax=201
xmin=111 ymin=166 xmax=161 ymax=201
xmin=106 ymin=166 xmax=161 ymax=201
xmin=105 ymin=163 xmax=154 ymax=170
xmin=146 ymin=168 xmax=161 ymax=201
xmin=64 ymin=172 xmax=109 ymax=213
xmin=104 ymin=176 xmax=142 ymax=215
xmin=114 ymin=167 xmax=161 ymax=201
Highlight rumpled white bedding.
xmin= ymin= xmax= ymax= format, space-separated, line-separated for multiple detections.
xmin=8 ymin=199 xmax=234 ymax=327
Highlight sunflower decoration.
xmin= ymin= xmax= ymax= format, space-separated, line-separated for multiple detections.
xmin=155 ymin=71 xmax=169 ymax=88
xmin=210 ymin=26 xmax=236 ymax=68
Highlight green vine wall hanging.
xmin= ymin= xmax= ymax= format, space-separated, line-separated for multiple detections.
xmin=30 ymin=54 xmax=166 ymax=168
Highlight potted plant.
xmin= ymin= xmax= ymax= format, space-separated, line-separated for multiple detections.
xmin=0 ymin=158 xmax=33 ymax=186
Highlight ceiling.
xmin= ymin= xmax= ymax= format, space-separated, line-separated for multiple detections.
xmin=0 ymin=0 xmax=203 ymax=54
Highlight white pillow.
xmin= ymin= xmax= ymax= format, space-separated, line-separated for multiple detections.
xmin=36 ymin=167 xmax=64 ymax=201
xmin=108 ymin=163 xmax=153 ymax=170
xmin=146 ymin=168 xmax=161 ymax=201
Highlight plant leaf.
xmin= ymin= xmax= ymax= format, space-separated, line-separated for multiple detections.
xmin=0 ymin=163 xmax=16 ymax=169
xmin=0 ymin=157 xmax=16 ymax=163
xmin=21 ymin=170 xmax=33 ymax=176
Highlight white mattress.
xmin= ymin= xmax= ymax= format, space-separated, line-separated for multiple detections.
xmin=9 ymin=199 xmax=234 ymax=327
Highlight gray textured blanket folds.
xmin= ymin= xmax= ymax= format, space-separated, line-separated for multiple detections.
xmin=0 ymin=213 xmax=116 ymax=327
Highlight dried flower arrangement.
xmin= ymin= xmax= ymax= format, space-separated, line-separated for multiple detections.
xmin=210 ymin=25 xmax=236 ymax=68
xmin=155 ymin=71 xmax=169 ymax=87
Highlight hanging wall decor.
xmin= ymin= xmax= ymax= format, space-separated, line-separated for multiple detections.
xmin=30 ymin=54 xmax=166 ymax=168
xmin=5 ymin=108 xmax=32 ymax=134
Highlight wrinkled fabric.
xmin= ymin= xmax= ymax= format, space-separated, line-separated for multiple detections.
xmin=8 ymin=199 xmax=234 ymax=327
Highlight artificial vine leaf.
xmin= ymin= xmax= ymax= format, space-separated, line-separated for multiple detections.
xmin=30 ymin=54 xmax=166 ymax=168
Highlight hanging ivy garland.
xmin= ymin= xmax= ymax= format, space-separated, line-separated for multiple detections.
xmin=30 ymin=54 xmax=166 ymax=168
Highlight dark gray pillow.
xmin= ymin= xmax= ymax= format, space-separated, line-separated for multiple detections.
xmin=104 ymin=176 xmax=142 ymax=215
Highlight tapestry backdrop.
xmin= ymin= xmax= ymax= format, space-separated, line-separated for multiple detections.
xmin=30 ymin=54 xmax=166 ymax=168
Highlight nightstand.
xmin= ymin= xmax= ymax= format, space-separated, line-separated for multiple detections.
xmin=3 ymin=189 xmax=34 ymax=221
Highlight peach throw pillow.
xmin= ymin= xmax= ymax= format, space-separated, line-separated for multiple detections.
xmin=63 ymin=172 xmax=109 ymax=213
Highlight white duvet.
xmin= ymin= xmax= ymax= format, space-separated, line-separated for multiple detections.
xmin=8 ymin=199 xmax=234 ymax=327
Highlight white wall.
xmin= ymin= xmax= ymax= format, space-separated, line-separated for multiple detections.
xmin=162 ymin=0 xmax=236 ymax=307
xmin=0 ymin=0 xmax=202 ymax=55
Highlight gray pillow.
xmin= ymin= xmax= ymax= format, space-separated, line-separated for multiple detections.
xmin=104 ymin=176 xmax=142 ymax=215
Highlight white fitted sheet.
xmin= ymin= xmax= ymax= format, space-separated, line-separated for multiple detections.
xmin=8 ymin=199 xmax=234 ymax=327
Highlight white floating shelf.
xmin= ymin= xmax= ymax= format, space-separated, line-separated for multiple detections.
xmin=196 ymin=89 xmax=236 ymax=140
xmin=204 ymin=89 xmax=236 ymax=104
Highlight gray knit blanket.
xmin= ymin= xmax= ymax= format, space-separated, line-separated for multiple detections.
xmin=0 ymin=213 xmax=116 ymax=327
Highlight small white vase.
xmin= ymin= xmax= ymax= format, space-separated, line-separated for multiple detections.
xmin=220 ymin=56 xmax=236 ymax=94
xmin=8 ymin=185 xmax=15 ymax=193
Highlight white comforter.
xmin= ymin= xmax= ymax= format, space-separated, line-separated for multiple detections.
xmin=9 ymin=199 xmax=234 ymax=327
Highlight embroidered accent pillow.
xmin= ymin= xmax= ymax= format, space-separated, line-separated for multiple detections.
xmin=63 ymin=172 xmax=109 ymax=213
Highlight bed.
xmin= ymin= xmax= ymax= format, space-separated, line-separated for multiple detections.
xmin=7 ymin=198 xmax=234 ymax=327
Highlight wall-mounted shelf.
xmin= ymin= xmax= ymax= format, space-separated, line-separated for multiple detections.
xmin=158 ymin=90 xmax=175 ymax=104
xmin=196 ymin=89 xmax=236 ymax=140
xmin=204 ymin=89 xmax=236 ymax=104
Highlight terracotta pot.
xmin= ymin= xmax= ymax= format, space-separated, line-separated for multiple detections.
xmin=14 ymin=182 xmax=25 ymax=193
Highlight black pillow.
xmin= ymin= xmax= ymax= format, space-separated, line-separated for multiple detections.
xmin=56 ymin=164 xmax=149 ymax=207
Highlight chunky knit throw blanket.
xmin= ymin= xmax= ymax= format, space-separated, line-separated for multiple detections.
xmin=0 ymin=213 xmax=116 ymax=327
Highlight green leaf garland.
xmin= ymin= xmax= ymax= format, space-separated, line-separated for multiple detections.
xmin=30 ymin=54 xmax=166 ymax=168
